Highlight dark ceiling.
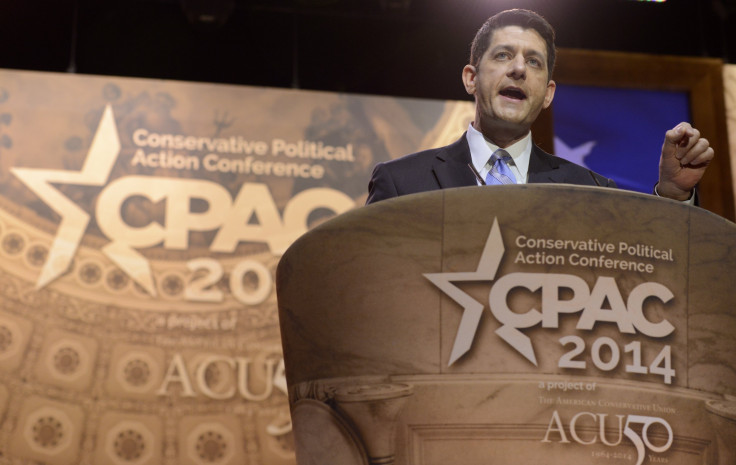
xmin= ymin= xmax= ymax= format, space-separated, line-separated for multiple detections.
xmin=1 ymin=0 xmax=735 ymax=101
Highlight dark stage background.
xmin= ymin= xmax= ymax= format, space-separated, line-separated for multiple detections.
xmin=1 ymin=0 xmax=734 ymax=100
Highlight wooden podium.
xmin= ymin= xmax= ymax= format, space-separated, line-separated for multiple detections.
xmin=277 ymin=185 xmax=736 ymax=465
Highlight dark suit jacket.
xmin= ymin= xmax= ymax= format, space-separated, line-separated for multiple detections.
xmin=366 ymin=133 xmax=616 ymax=204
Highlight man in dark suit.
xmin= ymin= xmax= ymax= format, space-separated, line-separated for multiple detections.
xmin=367 ymin=9 xmax=713 ymax=204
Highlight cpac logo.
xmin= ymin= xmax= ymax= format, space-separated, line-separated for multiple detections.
xmin=425 ymin=219 xmax=675 ymax=365
xmin=543 ymin=410 xmax=673 ymax=465
xmin=11 ymin=105 xmax=354 ymax=295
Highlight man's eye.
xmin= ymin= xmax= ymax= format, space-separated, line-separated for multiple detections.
xmin=528 ymin=58 xmax=541 ymax=67
xmin=496 ymin=52 xmax=510 ymax=60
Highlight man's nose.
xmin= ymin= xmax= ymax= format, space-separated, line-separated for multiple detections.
xmin=507 ymin=56 xmax=526 ymax=79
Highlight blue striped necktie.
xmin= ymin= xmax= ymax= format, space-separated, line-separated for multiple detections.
xmin=485 ymin=149 xmax=517 ymax=185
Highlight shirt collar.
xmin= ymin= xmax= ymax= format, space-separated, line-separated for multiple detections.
xmin=466 ymin=123 xmax=532 ymax=181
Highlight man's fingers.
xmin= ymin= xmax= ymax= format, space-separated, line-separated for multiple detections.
xmin=664 ymin=122 xmax=693 ymax=144
xmin=664 ymin=125 xmax=685 ymax=146
xmin=659 ymin=122 xmax=713 ymax=196
xmin=681 ymin=146 xmax=714 ymax=167
xmin=678 ymin=138 xmax=710 ymax=164
xmin=666 ymin=126 xmax=703 ymax=161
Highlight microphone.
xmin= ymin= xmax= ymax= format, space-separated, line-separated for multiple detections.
xmin=588 ymin=170 xmax=602 ymax=187
xmin=468 ymin=163 xmax=486 ymax=186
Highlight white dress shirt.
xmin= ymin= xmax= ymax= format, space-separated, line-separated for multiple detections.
xmin=466 ymin=123 xmax=531 ymax=185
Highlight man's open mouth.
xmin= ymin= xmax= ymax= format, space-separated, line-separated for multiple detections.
xmin=499 ymin=87 xmax=527 ymax=100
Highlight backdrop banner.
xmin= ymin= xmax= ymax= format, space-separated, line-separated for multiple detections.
xmin=0 ymin=68 xmax=473 ymax=465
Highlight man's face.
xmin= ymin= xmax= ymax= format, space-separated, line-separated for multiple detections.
xmin=463 ymin=25 xmax=556 ymax=141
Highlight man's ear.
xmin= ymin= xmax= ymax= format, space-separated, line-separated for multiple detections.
xmin=543 ymin=79 xmax=556 ymax=109
xmin=462 ymin=64 xmax=477 ymax=96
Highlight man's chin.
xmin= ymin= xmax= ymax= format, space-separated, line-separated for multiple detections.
xmin=494 ymin=114 xmax=532 ymax=128
xmin=492 ymin=104 xmax=529 ymax=120
xmin=478 ymin=117 xmax=533 ymax=144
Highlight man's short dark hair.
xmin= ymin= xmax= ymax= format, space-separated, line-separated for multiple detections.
xmin=469 ymin=9 xmax=556 ymax=78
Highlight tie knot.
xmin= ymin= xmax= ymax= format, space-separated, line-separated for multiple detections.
xmin=484 ymin=149 xmax=517 ymax=186
xmin=489 ymin=149 xmax=512 ymax=166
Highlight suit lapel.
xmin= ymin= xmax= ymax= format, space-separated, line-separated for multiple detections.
xmin=527 ymin=144 xmax=568 ymax=184
xmin=431 ymin=134 xmax=478 ymax=189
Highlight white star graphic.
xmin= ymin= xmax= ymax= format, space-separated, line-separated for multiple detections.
xmin=554 ymin=137 xmax=596 ymax=168
xmin=11 ymin=104 xmax=157 ymax=296
xmin=11 ymin=105 xmax=120 ymax=289
xmin=424 ymin=218 xmax=505 ymax=366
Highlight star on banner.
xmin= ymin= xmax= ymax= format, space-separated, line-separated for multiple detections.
xmin=11 ymin=105 xmax=157 ymax=296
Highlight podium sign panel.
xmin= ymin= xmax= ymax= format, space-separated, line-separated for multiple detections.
xmin=277 ymin=185 xmax=736 ymax=465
